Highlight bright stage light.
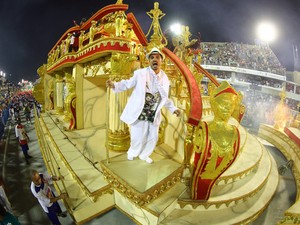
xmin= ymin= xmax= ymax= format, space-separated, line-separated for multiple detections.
xmin=256 ymin=22 xmax=277 ymax=43
xmin=170 ymin=23 xmax=182 ymax=35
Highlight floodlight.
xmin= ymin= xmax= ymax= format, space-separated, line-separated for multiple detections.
xmin=256 ymin=22 xmax=277 ymax=43
xmin=170 ymin=23 xmax=182 ymax=35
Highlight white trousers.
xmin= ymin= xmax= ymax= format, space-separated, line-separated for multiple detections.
xmin=127 ymin=120 xmax=159 ymax=159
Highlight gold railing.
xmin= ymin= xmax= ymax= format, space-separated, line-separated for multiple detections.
xmin=258 ymin=124 xmax=300 ymax=225
xmin=34 ymin=107 xmax=68 ymax=197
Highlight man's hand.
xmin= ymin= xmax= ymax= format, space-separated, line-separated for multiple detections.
xmin=106 ymin=80 xmax=115 ymax=88
xmin=59 ymin=193 xmax=68 ymax=200
xmin=52 ymin=175 xmax=64 ymax=181
xmin=173 ymin=109 xmax=181 ymax=117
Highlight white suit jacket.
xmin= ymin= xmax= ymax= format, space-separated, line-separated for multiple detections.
xmin=113 ymin=67 xmax=177 ymax=126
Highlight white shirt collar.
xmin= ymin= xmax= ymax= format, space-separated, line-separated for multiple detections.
xmin=148 ymin=67 xmax=162 ymax=79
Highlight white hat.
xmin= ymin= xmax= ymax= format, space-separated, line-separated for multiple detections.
xmin=146 ymin=47 xmax=165 ymax=60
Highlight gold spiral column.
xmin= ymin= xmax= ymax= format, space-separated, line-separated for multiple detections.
xmin=106 ymin=52 xmax=136 ymax=151
xmin=55 ymin=73 xmax=64 ymax=114
xmin=107 ymin=85 xmax=130 ymax=151
xmin=63 ymin=71 xmax=75 ymax=123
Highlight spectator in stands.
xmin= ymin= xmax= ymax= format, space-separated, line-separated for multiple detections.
xmin=30 ymin=170 xmax=67 ymax=225
xmin=200 ymin=42 xmax=286 ymax=76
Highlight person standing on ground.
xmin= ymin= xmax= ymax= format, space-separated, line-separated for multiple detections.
xmin=23 ymin=104 xmax=32 ymax=125
xmin=15 ymin=120 xmax=32 ymax=164
xmin=8 ymin=106 xmax=15 ymax=124
xmin=30 ymin=170 xmax=67 ymax=225
xmin=106 ymin=47 xmax=180 ymax=164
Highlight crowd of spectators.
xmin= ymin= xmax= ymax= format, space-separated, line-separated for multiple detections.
xmin=200 ymin=49 xmax=300 ymax=111
xmin=0 ymin=87 xmax=40 ymax=223
xmin=200 ymin=78 xmax=299 ymax=129
xmin=206 ymin=71 xmax=232 ymax=80
xmin=200 ymin=42 xmax=300 ymax=95
xmin=196 ymin=41 xmax=300 ymax=127
xmin=200 ymin=42 xmax=286 ymax=76
xmin=241 ymin=90 xmax=299 ymax=129
xmin=242 ymin=91 xmax=277 ymax=127
xmin=286 ymin=82 xmax=300 ymax=94
xmin=205 ymin=70 xmax=285 ymax=89
xmin=0 ymin=89 xmax=40 ymax=139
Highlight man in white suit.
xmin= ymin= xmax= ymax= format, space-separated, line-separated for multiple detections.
xmin=106 ymin=47 xmax=180 ymax=163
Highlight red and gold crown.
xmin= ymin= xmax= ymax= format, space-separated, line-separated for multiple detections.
xmin=213 ymin=81 xmax=238 ymax=98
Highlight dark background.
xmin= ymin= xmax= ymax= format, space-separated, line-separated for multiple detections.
xmin=0 ymin=0 xmax=299 ymax=83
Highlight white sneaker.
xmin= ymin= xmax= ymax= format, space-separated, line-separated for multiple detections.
xmin=127 ymin=155 xmax=134 ymax=161
xmin=145 ymin=157 xmax=153 ymax=164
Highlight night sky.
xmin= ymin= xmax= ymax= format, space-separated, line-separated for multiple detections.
xmin=0 ymin=0 xmax=300 ymax=84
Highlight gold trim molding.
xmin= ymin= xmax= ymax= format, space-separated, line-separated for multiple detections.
xmin=101 ymin=162 xmax=184 ymax=206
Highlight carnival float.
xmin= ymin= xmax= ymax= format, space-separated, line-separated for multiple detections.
xmin=32 ymin=1 xmax=300 ymax=224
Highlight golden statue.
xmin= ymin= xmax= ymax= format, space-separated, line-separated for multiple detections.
xmin=65 ymin=33 xmax=71 ymax=53
xmin=146 ymin=2 xmax=166 ymax=47
xmin=54 ymin=46 xmax=60 ymax=61
xmin=33 ymin=65 xmax=46 ymax=106
xmin=183 ymin=26 xmax=191 ymax=46
xmin=60 ymin=40 xmax=66 ymax=56
xmin=89 ymin=20 xmax=97 ymax=43
xmin=172 ymin=25 xmax=197 ymax=63
xmin=190 ymin=81 xmax=240 ymax=200
xmin=115 ymin=11 xmax=126 ymax=37
xmin=78 ymin=30 xmax=85 ymax=50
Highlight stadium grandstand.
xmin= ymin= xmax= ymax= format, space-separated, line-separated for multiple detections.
xmin=199 ymin=42 xmax=300 ymax=130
